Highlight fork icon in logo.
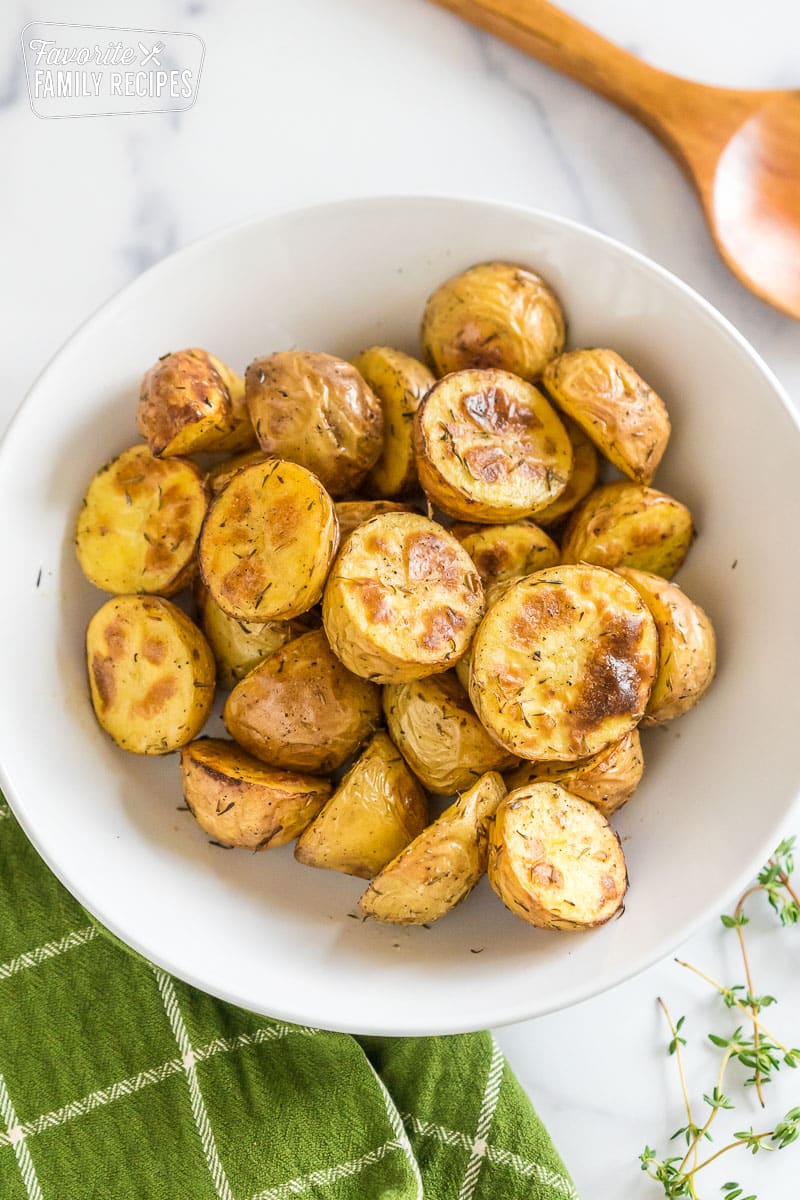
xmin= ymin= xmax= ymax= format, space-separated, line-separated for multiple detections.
xmin=138 ymin=40 xmax=164 ymax=66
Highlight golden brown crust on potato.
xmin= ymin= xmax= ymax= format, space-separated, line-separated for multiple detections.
xmin=334 ymin=500 xmax=419 ymax=543
xmin=561 ymin=482 xmax=693 ymax=579
xmin=359 ymin=771 xmax=507 ymax=923
xmin=535 ymin=416 xmax=599 ymax=528
xmin=452 ymin=521 xmax=560 ymax=591
xmin=86 ymin=595 xmax=215 ymax=755
xmin=413 ymin=368 xmax=573 ymax=522
xmin=469 ymin=564 xmax=658 ymax=761
xmin=505 ymin=729 xmax=643 ymax=817
xmin=138 ymin=349 xmax=255 ymax=457
xmin=294 ymin=732 xmax=428 ymax=879
xmin=205 ymin=450 xmax=268 ymax=496
xmin=75 ymin=445 xmax=207 ymax=596
xmin=245 ymin=351 xmax=383 ymax=496
xmin=198 ymin=459 xmax=338 ymax=622
xmin=180 ymin=737 xmax=331 ymax=849
xmin=322 ymin=512 xmax=484 ymax=683
xmin=489 ymin=782 xmax=627 ymax=929
xmin=194 ymin=580 xmax=308 ymax=688
xmin=223 ymin=628 xmax=381 ymax=773
xmin=420 ymin=261 xmax=565 ymax=380
xmin=351 ymin=346 xmax=435 ymax=497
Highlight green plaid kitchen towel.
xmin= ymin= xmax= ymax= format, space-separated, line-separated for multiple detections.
xmin=0 ymin=792 xmax=577 ymax=1200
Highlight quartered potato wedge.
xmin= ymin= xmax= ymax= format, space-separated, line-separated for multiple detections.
xmin=199 ymin=459 xmax=338 ymax=622
xmin=414 ymin=368 xmax=573 ymax=522
xmin=294 ymin=732 xmax=428 ymax=879
xmin=561 ymin=482 xmax=694 ymax=579
xmin=180 ymin=737 xmax=331 ymax=849
xmin=451 ymin=521 xmax=560 ymax=592
xmin=76 ymin=445 xmax=207 ymax=596
xmin=351 ymin=346 xmax=435 ymax=497
xmin=359 ymin=771 xmax=507 ymax=924
xmin=138 ymin=348 xmax=255 ymax=457
xmin=489 ymin=782 xmax=628 ymax=930
xmin=194 ymin=580 xmax=307 ymax=688
xmin=505 ymin=728 xmax=644 ymax=817
xmin=470 ymin=564 xmax=658 ymax=761
xmin=335 ymin=499 xmax=419 ymax=543
xmin=420 ymin=261 xmax=565 ymax=380
xmin=323 ymin=512 xmax=484 ymax=683
xmin=86 ymin=595 xmax=215 ymax=755
xmin=534 ymin=416 xmax=599 ymax=528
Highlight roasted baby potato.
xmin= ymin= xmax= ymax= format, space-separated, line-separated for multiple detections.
xmin=206 ymin=450 xmax=268 ymax=496
xmin=294 ymin=732 xmax=428 ymax=879
xmin=616 ymin=568 xmax=717 ymax=725
xmin=413 ymin=368 xmax=573 ymax=522
xmin=198 ymin=459 xmax=338 ymax=622
xmin=359 ymin=771 xmax=507 ymax=923
xmin=335 ymin=499 xmax=419 ymax=543
xmin=542 ymin=348 xmax=670 ymax=485
xmin=505 ymin=729 xmax=643 ymax=817
xmin=451 ymin=521 xmax=560 ymax=591
xmin=469 ymin=564 xmax=658 ymax=761
xmin=420 ymin=261 xmax=565 ymax=380
xmin=194 ymin=581 xmax=307 ymax=688
xmin=75 ymin=444 xmax=207 ymax=596
xmin=322 ymin=512 xmax=484 ymax=683
xmin=534 ymin=416 xmax=599 ymax=528
xmin=223 ymin=628 xmax=381 ymax=773
xmin=86 ymin=595 xmax=215 ymax=755
xmin=489 ymin=782 xmax=627 ymax=930
xmin=138 ymin=348 xmax=255 ymax=457
xmin=351 ymin=346 xmax=435 ymax=497
xmin=180 ymin=737 xmax=331 ymax=849
xmin=383 ymin=672 xmax=517 ymax=794
xmin=561 ymin=482 xmax=694 ymax=579
xmin=245 ymin=351 xmax=383 ymax=496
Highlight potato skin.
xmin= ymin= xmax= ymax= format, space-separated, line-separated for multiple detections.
xmin=322 ymin=512 xmax=484 ymax=684
xmin=138 ymin=349 xmax=255 ymax=457
xmin=335 ymin=499 xmax=419 ymax=543
xmin=543 ymin=348 xmax=670 ymax=485
xmin=469 ymin=564 xmax=658 ymax=761
xmin=561 ymin=482 xmax=694 ymax=579
xmin=452 ymin=521 xmax=560 ymax=591
xmin=294 ymin=732 xmax=428 ymax=879
xmin=351 ymin=346 xmax=435 ymax=497
xmin=206 ymin=450 xmax=268 ymax=496
xmin=86 ymin=595 xmax=215 ymax=755
xmin=223 ymin=628 xmax=381 ymax=773
xmin=245 ymin=351 xmax=383 ymax=496
xmin=359 ymin=771 xmax=507 ymax=923
xmin=414 ymin=368 xmax=573 ymax=522
xmin=488 ymin=782 xmax=627 ymax=930
xmin=421 ymin=261 xmax=565 ymax=381
xmin=535 ymin=416 xmax=599 ymax=528
xmin=198 ymin=459 xmax=338 ymax=622
xmin=505 ymin=729 xmax=643 ymax=817
xmin=616 ymin=568 xmax=716 ymax=724
xmin=194 ymin=580 xmax=307 ymax=688
xmin=180 ymin=737 xmax=331 ymax=849
xmin=383 ymin=672 xmax=517 ymax=794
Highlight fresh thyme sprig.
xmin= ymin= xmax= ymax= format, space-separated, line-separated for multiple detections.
xmin=641 ymin=836 xmax=800 ymax=1198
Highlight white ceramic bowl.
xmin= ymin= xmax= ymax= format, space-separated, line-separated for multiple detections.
xmin=1 ymin=196 xmax=799 ymax=1035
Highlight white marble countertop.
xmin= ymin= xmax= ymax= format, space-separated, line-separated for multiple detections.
xmin=2 ymin=1 xmax=799 ymax=1196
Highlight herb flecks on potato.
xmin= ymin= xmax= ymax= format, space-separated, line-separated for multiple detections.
xmin=505 ymin=728 xmax=644 ymax=817
xmin=534 ymin=415 xmax=599 ymax=528
xmin=352 ymin=346 xmax=435 ymax=498
xmin=194 ymin=580 xmax=307 ymax=689
xmin=335 ymin=499 xmax=419 ymax=543
xmin=451 ymin=520 xmax=560 ymax=592
xmin=138 ymin=348 xmax=255 ymax=457
xmin=561 ymin=482 xmax=694 ymax=579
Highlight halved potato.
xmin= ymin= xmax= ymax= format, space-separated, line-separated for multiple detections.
xmin=86 ymin=595 xmax=215 ymax=754
xmin=294 ymin=732 xmax=428 ymax=879
xmin=505 ymin=729 xmax=643 ymax=817
xmin=413 ymin=368 xmax=572 ymax=522
xmin=335 ymin=499 xmax=419 ymax=543
xmin=420 ymin=261 xmax=565 ymax=380
xmin=245 ymin=351 xmax=383 ymax=496
xmin=616 ymin=568 xmax=717 ymax=724
xmin=75 ymin=444 xmax=207 ymax=596
xmin=469 ymin=564 xmax=658 ymax=761
xmin=383 ymin=671 xmax=516 ymax=794
xmin=489 ymin=782 xmax=627 ymax=930
xmin=180 ymin=737 xmax=331 ymax=849
xmin=542 ymin=348 xmax=670 ymax=485
xmin=322 ymin=512 xmax=484 ymax=683
xmin=535 ymin=416 xmax=599 ymax=528
xmin=452 ymin=521 xmax=560 ymax=591
xmin=198 ymin=459 xmax=338 ymax=622
xmin=359 ymin=771 xmax=507 ymax=923
xmin=194 ymin=580 xmax=307 ymax=688
xmin=351 ymin=346 xmax=435 ymax=497
xmin=561 ymin=482 xmax=694 ymax=579
xmin=206 ymin=450 xmax=268 ymax=496
xmin=223 ymin=628 xmax=381 ymax=773
xmin=138 ymin=348 xmax=255 ymax=457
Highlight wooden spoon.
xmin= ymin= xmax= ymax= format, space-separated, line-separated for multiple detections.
xmin=430 ymin=0 xmax=800 ymax=319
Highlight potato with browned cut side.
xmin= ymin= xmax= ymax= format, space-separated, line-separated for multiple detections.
xmin=138 ymin=348 xmax=255 ymax=457
xmin=86 ymin=595 xmax=215 ymax=755
xmin=505 ymin=729 xmax=644 ymax=817
xmin=294 ymin=732 xmax=428 ymax=879
xmin=180 ymin=738 xmax=331 ymax=849
xmin=76 ymin=444 xmax=207 ymax=596
xmin=534 ymin=416 xmax=599 ymax=528
xmin=194 ymin=580 xmax=309 ymax=688
xmin=489 ymin=782 xmax=628 ymax=930
xmin=359 ymin=772 xmax=507 ymax=924
xmin=351 ymin=346 xmax=435 ymax=497
xmin=335 ymin=499 xmax=420 ymax=543
xmin=451 ymin=521 xmax=560 ymax=592
xmin=323 ymin=512 xmax=484 ymax=684
xmin=561 ymin=482 xmax=694 ymax=579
